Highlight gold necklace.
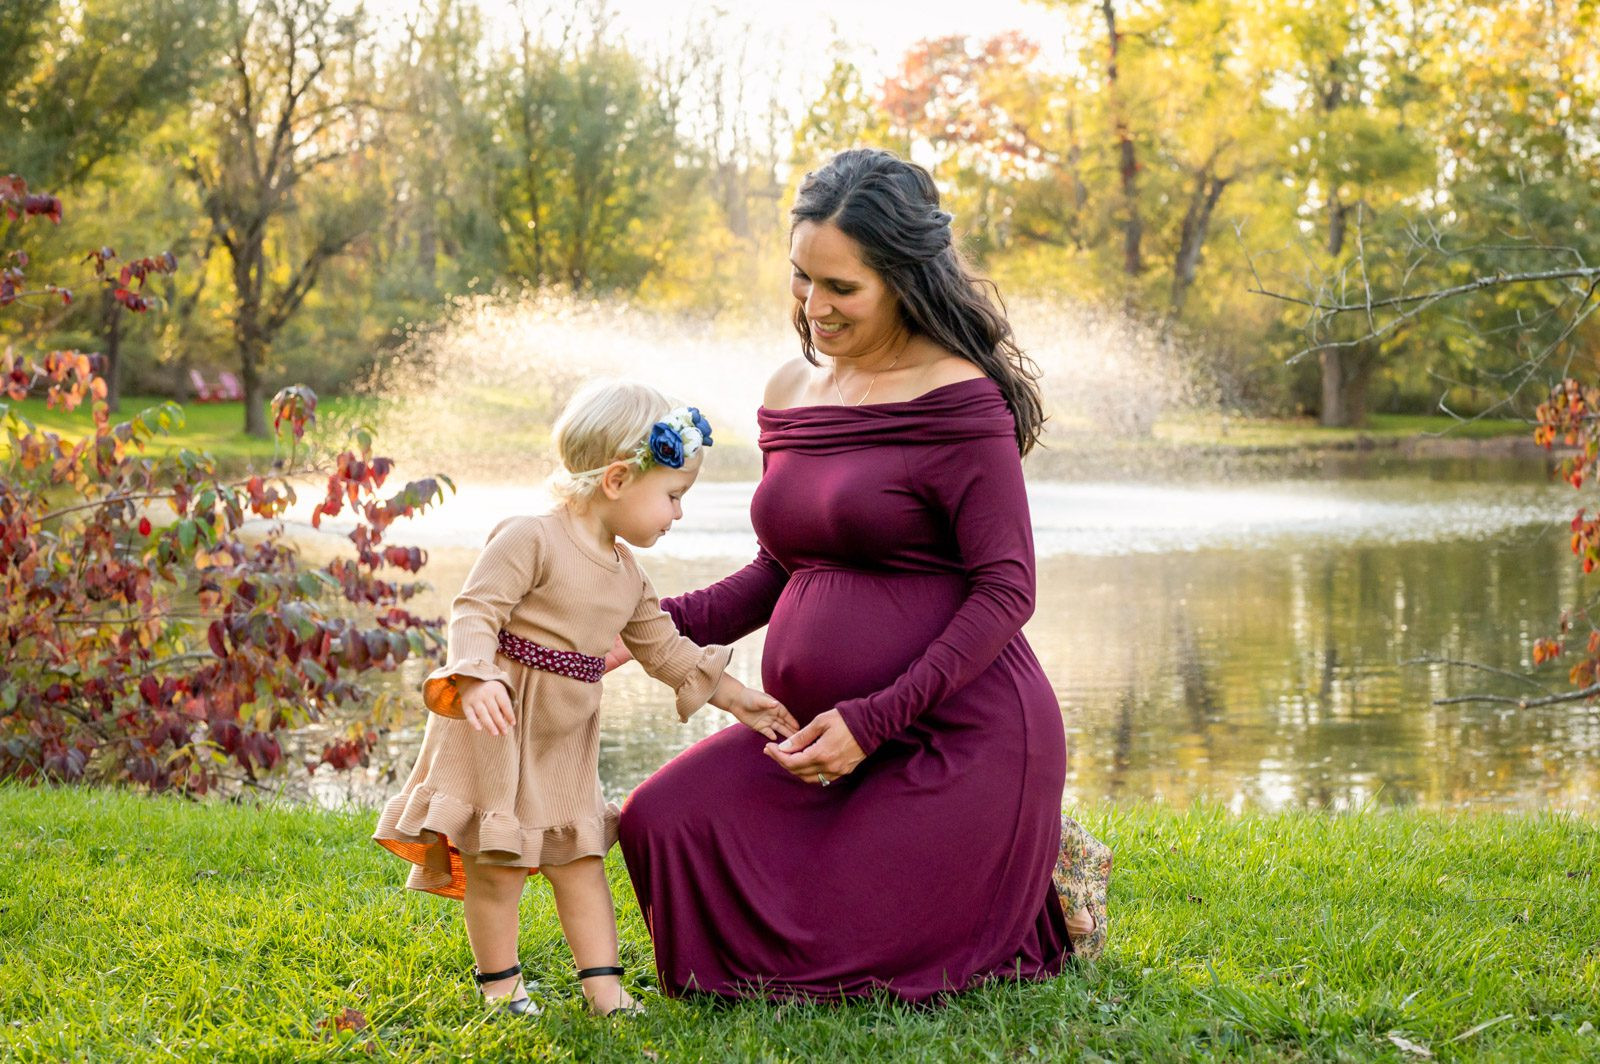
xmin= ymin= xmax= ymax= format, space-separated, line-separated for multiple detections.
xmin=831 ymin=351 xmax=903 ymax=407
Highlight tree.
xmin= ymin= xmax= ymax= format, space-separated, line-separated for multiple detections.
xmin=376 ymin=0 xmax=500 ymax=299
xmin=488 ymin=8 xmax=701 ymax=292
xmin=792 ymin=56 xmax=902 ymax=166
xmin=183 ymin=0 xmax=383 ymax=437
xmin=2 ymin=0 xmax=227 ymax=410
xmin=1 ymin=0 xmax=224 ymax=189
xmin=879 ymin=33 xmax=1052 ymax=254
xmin=1276 ymin=0 xmax=1440 ymax=425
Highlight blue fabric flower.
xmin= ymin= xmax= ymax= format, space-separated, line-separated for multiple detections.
xmin=648 ymin=423 xmax=685 ymax=468
xmin=688 ymin=407 xmax=714 ymax=447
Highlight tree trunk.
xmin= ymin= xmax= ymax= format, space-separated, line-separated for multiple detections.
xmin=1316 ymin=56 xmax=1364 ymax=427
xmin=1328 ymin=193 xmax=1350 ymax=256
xmin=234 ymin=237 xmax=270 ymax=438
xmin=1170 ymin=172 xmax=1230 ymax=315
xmin=1066 ymin=99 xmax=1088 ymax=212
xmin=1319 ymin=348 xmax=1349 ymax=427
xmin=417 ymin=206 xmax=437 ymax=289
xmin=719 ymin=160 xmax=750 ymax=239
xmin=519 ymin=122 xmax=545 ymax=283
xmin=1101 ymin=0 xmax=1143 ymax=277
xmin=237 ymin=324 xmax=269 ymax=438
xmin=1318 ymin=345 xmax=1373 ymax=427
xmin=100 ymin=286 xmax=124 ymax=414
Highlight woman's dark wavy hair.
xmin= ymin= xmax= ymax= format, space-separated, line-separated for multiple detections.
xmin=790 ymin=148 xmax=1045 ymax=455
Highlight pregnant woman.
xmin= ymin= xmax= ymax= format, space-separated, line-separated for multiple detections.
xmin=616 ymin=149 xmax=1097 ymax=1001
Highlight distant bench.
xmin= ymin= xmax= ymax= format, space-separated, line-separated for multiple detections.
xmin=189 ymin=369 xmax=243 ymax=403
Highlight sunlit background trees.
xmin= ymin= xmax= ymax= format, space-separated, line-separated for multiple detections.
xmin=4 ymin=0 xmax=1597 ymax=434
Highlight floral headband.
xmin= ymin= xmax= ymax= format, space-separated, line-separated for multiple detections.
xmin=570 ymin=406 xmax=714 ymax=480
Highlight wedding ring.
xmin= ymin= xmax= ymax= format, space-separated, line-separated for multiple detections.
xmin=817 ymin=772 xmax=831 ymax=786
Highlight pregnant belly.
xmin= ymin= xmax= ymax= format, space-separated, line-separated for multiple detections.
xmin=761 ymin=569 xmax=965 ymax=723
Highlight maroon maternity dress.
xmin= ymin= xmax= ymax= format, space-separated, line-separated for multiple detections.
xmin=617 ymin=377 xmax=1071 ymax=1002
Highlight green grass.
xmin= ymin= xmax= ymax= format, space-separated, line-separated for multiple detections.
xmin=5 ymin=394 xmax=379 ymax=468
xmin=3 ymin=787 xmax=1596 ymax=1062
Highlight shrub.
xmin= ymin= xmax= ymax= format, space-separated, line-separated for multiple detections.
xmin=1 ymin=175 xmax=450 ymax=793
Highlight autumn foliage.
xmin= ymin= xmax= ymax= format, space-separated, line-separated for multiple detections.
xmin=1531 ymin=379 xmax=1600 ymax=694
xmin=1 ymin=176 xmax=450 ymax=792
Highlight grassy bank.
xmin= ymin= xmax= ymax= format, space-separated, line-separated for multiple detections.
xmin=6 ymin=395 xmax=376 ymax=468
xmin=9 ymin=393 xmax=1532 ymax=474
xmin=1152 ymin=413 xmax=1529 ymax=449
xmin=3 ymin=788 xmax=1596 ymax=1062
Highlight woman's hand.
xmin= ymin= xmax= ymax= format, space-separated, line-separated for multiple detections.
xmin=763 ymin=709 xmax=865 ymax=786
xmin=458 ymin=677 xmax=515 ymax=736
xmin=603 ymin=634 xmax=633 ymax=674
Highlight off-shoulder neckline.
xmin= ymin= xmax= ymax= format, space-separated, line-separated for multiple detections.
xmin=757 ymin=376 xmax=995 ymax=416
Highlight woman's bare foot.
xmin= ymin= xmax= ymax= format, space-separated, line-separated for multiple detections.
xmin=1066 ymin=906 xmax=1096 ymax=940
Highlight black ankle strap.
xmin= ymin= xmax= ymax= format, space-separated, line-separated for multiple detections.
xmin=576 ymin=965 xmax=624 ymax=980
xmin=474 ymin=962 xmax=522 ymax=984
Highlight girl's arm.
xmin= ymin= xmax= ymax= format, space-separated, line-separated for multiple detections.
xmin=421 ymin=516 xmax=546 ymax=718
xmin=620 ymin=570 xmax=734 ymax=722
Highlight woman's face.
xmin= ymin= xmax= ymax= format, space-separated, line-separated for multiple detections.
xmin=789 ymin=220 xmax=903 ymax=362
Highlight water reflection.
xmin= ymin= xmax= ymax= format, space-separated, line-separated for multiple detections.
xmin=297 ymin=464 xmax=1597 ymax=813
xmin=1038 ymin=536 xmax=1595 ymax=811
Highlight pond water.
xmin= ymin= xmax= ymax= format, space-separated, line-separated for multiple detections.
xmin=296 ymin=454 xmax=1600 ymax=813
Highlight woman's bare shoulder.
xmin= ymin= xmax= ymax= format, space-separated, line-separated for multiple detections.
xmin=916 ymin=351 xmax=988 ymax=390
xmin=763 ymin=357 xmax=816 ymax=409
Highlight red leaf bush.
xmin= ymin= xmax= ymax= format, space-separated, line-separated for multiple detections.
xmin=1 ymin=176 xmax=450 ymax=793
xmin=1531 ymin=380 xmax=1600 ymax=690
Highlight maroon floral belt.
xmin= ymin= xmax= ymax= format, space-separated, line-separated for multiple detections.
xmin=497 ymin=629 xmax=606 ymax=683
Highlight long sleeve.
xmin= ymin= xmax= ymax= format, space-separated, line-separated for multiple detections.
xmin=833 ymin=436 xmax=1036 ymax=756
xmin=661 ymin=542 xmax=790 ymax=644
xmin=623 ymin=570 xmax=734 ymax=722
xmin=422 ymin=516 xmax=545 ymax=717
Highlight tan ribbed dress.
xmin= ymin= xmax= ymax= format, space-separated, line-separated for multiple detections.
xmin=373 ymin=508 xmax=731 ymax=899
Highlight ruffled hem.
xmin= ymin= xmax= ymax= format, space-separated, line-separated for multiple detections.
xmin=422 ymin=659 xmax=515 ymax=718
xmin=371 ymin=784 xmax=618 ymax=899
xmin=672 ymin=644 xmax=734 ymax=721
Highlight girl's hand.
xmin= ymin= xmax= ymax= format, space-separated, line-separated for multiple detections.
xmin=715 ymin=679 xmax=798 ymax=741
xmin=603 ymin=635 xmax=633 ymax=674
xmin=764 ymin=710 xmax=865 ymax=786
xmin=458 ymin=677 xmax=515 ymax=736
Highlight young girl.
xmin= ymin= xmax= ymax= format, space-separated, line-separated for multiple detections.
xmin=373 ymin=380 xmax=796 ymax=1017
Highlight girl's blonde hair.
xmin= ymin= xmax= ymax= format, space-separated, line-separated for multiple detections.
xmin=548 ymin=379 xmax=674 ymax=503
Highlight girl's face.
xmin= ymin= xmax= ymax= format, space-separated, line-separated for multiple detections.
xmin=789 ymin=220 xmax=904 ymax=362
xmin=607 ymin=451 xmax=702 ymax=549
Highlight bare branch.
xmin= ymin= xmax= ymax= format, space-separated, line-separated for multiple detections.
xmin=1253 ymin=265 xmax=1600 ymax=315
xmin=1400 ymin=656 xmax=1550 ymax=691
xmin=1434 ymin=683 xmax=1600 ymax=709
